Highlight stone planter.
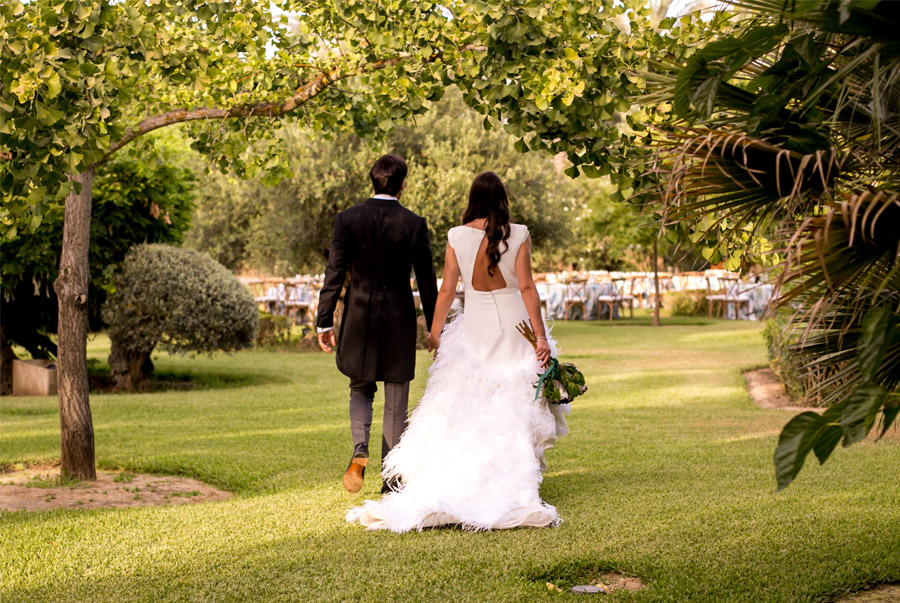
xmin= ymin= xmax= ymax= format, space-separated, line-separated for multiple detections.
xmin=12 ymin=359 xmax=58 ymax=396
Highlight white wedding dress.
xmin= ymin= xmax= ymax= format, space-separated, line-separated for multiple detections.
xmin=346 ymin=223 xmax=570 ymax=532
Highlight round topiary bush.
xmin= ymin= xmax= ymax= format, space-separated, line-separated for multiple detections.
xmin=102 ymin=244 xmax=258 ymax=390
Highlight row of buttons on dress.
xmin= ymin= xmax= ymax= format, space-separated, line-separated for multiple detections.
xmin=487 ymin=290 xmax=504 ymax=335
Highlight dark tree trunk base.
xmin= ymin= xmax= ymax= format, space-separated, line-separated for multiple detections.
xmin=0 ymin=326 xmax=16 ymax=395
xmin=108 ymin=338 xmax=154 ymax=391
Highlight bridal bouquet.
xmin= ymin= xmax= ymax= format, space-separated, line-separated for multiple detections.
xmin=516 ymin=321 xmax=587 ymax=404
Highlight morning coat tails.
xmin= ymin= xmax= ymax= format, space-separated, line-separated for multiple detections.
xmin=316 ymin=198 xmax=438 ymax=383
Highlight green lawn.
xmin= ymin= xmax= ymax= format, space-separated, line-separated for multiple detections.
xmin=2 ymin=317 xmax=898 ymax=602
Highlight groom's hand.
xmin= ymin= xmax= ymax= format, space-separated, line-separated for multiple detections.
xmin=318 ymin=330 xmax=336 ymax=353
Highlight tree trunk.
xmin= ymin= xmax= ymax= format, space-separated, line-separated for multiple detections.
xmin=0 ymin=325 xmax=16 ymax=395
xmin=653 ymin=234 xmax=661 ymax=327
xmin=53 ymin=169 xmax=96 ymax=481
xmin=108 ymin=337 xmax=154 ymax=391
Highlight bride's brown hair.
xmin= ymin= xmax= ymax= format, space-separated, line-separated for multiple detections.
xmin=462 ymin=171 xmax=511 ymax=276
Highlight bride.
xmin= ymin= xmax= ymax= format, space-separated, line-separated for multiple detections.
xmin=346 ymin=171 xmax=570 ymax=532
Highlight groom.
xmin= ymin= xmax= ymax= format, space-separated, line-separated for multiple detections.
xmin=316 ymin=154 xmax=438 ymax=494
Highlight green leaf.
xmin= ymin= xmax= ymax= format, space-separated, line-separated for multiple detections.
xmin=35 ymin=102 xmax=65 ymax=125
xmin=840 ymin=383 xmax=887 ymax=446
xmin=45 ymin=71 xmax=62 ymax=100
xmin=564 ymin=165 xmax=579 ymax=178
xmin=581 ymin=164 xmax=601 ymax=178
xmin=774 ymin=411 xmax=822 ymax=491
xmin=812 ymin=426 xmax=843 ymax=464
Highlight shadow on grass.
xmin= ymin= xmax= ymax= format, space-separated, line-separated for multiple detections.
xmin=547 ymin=308 xmax=720 ymax=329
xmin=576 ymin=316 xmax=717 ymax=328
xmin=85 ymin=365 xmax=290 ymax=394
xmin=0 ymin=405 xmax=58 ymax=416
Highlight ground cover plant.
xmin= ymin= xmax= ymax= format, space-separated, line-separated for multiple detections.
xmin=2 ymin=317 xmax=898 ymax=601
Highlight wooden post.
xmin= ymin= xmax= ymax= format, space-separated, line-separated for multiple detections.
xmin=53 ymin=169 xmax=96 ymax=480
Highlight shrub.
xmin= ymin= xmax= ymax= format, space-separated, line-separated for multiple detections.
xmin=256 ymin=312 xmax=291 ymax=347
xmin=666 ymin=290 xmax=707 ymax=316
xmin=761 ymin=313 xmax=848 ymax=407
xmin=762 ymin=314 xmax=808 ymax=401
xmin=102 ymin=244 xmax=258 ymax=389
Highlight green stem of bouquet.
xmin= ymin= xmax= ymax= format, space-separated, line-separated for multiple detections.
xmin=534 ymin=357 xmax=559 ymax=401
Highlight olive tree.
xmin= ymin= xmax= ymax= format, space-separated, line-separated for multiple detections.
xmin=102 ymin=244 xmax=257 ymax=390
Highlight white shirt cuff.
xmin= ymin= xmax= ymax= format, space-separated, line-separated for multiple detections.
xmin=317 ymin=326 xmax=334 ymax=333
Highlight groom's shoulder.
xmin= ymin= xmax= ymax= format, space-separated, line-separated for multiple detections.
xmin=339 ymin=199 xmax=425 ymax=224
xmin=403 ymin=205 xmax=427 ymax=222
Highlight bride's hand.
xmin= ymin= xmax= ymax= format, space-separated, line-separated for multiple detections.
xmin=535 ymin=338 xmax=551 ymax=367
xmin=426 ymin=332 xmax=440 ymax=355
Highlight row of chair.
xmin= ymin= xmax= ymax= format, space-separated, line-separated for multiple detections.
xmin=560 ymin=278 xmax=636 ymax=321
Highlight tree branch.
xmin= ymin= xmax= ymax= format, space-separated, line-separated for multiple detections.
xmin=98 ymin=44 xmax=486 ymax=166
xmin=97 ymin=55 xmax=402 ymax=165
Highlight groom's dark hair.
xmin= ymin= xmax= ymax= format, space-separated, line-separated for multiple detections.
xmin=369 ymin=154 xmax=407 ymax=196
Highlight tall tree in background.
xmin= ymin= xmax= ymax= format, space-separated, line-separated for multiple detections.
xmin=187 ymin=90 xmax=576 ymax=274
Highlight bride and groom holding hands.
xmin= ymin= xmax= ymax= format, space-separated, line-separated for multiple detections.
xmin=316 ymin=154 xmax=570 ymax=533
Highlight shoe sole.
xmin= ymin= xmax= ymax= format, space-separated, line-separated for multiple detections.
xmin=343 ymin=457 xmax=368 ymax=493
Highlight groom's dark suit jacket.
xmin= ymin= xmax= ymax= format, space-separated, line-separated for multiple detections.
xmin=316 ymin=198 xmax=438 ymax=383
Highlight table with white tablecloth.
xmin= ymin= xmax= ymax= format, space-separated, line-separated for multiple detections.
xmin=242 ymin=277 xmax=321 ymax=325
xmin=537 ymin=281 xmax=624 ymax=320
xmin=723 ymin=283 xmax=775 ymax=321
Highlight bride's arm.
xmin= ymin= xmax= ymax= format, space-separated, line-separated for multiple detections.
xmin=427 ymin=243 xmax=461 ymax=350
xmin=515 ymin=234 xmax=551 ymax=367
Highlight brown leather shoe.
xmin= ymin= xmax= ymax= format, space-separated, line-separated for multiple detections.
xmin=343 ymin=452 xmax=368 ymax=493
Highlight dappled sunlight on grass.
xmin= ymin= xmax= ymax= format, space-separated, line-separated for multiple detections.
xmin=712 ymin=430 xmax=783 ymax=444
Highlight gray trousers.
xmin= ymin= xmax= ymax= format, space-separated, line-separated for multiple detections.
xmin=349 ymin=379 xmax=410 ymax=463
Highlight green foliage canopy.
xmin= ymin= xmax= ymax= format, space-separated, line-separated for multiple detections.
xmin=1 ymin=0 xmax=713 ymax=238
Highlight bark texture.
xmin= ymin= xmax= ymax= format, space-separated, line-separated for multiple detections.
xmin=53 ymin=169 xmax=96 ymax=480
xmin=108 ymin=337 xmax=154 ymax=391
